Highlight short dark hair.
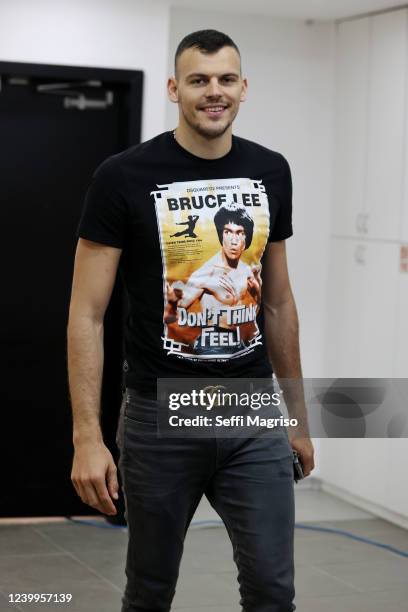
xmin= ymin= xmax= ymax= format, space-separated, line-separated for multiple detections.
xmin=175 ymin=29 xmax=240 ymax=75
xmin=214 ymin=204 xmax=254 ymax=250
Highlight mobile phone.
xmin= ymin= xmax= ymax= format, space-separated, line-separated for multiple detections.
xmin=293 ymin=450 xmax=304 ymax=483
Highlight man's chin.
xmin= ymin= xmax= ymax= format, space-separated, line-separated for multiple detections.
xmin=193 ymin=121 xmax=231 ymax=140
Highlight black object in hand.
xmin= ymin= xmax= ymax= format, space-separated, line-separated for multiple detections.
xmin=293 ymin=450 xmax=304 ymax=483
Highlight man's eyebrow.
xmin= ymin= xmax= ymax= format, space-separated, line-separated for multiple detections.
xmin=185 ymin=72 xmax=240 ymax=79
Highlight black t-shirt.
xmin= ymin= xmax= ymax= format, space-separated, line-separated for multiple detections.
xmin=76 ymin=130 xmax=293 ymax=393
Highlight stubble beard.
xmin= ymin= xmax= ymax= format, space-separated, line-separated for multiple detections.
xmin=182 ymin=105 xmax=237 ymax=140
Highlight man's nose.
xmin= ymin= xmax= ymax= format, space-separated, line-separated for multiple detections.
xmin=205 ymin=77 xmax=222 ymax=97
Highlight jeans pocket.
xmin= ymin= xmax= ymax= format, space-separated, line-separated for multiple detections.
xmin=115 ymin=393 xmax=127 ymax=448
xmin=122 ymin=390 xmax=161 ymax=446
xmin=124 ymin=413 xmax=157 ymax=431
xmin=124 ymin=403 xmax=157 ymax=425
xmin=123 ymin=414 xmax=161 ymax=456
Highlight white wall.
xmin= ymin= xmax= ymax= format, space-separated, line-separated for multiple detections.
xmin=319 ymin=9 xmax=408 ymax=526
xmin=0 ymin=0 xmax=170 ymax=141
xmin=166 ymin=8 xmax=336 ymax=380
xmin=318 ymin=439 xmax=408 ymax=528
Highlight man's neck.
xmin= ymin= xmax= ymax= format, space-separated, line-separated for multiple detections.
xmin=174 ymin=123 xmax=232 ymax=160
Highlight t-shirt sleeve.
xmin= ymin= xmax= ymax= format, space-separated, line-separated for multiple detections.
xmin=75 ymin=159 xmax=128 ymax=248
xmin=268 ymin=154 xmax=293 ymax=242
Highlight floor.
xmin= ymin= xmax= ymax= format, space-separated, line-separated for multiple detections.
xmin=1 ymin=484 xmax=407 ymax=612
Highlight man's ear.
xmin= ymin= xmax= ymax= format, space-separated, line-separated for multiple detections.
xmin=167 ymin=77 xmax=179 ymax=103
xmin=240 ymin=77 xmax=248 ymax=103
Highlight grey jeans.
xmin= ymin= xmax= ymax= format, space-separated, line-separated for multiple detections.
xmin=116 ymin=387 xmax=296 ymax=612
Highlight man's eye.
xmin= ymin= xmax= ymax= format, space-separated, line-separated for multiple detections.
xmin=191 ymin=78 xmax=205 ymax=85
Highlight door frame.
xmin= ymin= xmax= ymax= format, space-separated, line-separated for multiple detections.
xmin=0 ymin=60 xmax=143 ymax=144
xmin=0 ymin=60 xmax=143 ymax=517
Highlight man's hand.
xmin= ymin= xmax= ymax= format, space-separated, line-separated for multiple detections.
xmin=289 ymin=436 xmax=315 ymax=478
xmin=71 ymin=441 xmax=119 ymax=516
xmin=247 ymin=264 xmax=262 ymax=303
xmin=164 ymin=281 xmax=184 ymax=323
xmin=202 ymin=268 xmax=238 ymax=305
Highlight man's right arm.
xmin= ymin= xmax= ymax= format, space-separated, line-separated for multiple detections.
xmin=67 ymin=237 xmax=122 ymax=516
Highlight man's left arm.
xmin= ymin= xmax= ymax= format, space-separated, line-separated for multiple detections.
xmin=262 ymin=240 xmax=315 ymax=477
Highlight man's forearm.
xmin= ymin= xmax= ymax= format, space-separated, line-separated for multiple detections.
xmin=264 ymin=296 xmax=310 ymax=438
xmin=67 ymin=315 xmax=105 ymax=446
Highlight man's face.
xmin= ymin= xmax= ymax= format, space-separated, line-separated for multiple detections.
xmin=169 ymin=46 xmax=247 ymax=139
xmin=222 ymin=223 xmax=246 ymax=260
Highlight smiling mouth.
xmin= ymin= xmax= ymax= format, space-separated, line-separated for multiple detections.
xmin=200 ymin=105 xmax=228 ymax=117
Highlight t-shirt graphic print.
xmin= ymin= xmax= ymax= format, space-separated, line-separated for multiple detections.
xmin=151 ymin=177 xmax=270 ymax=361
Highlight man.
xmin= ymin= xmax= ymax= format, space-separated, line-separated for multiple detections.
xmin=170 ymin=213 xmax=199 ymax=238
xmin=164 ymin=202 xmax=262 ymax=355
xmin=68 ymin=29 xmax=314 ymax=612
